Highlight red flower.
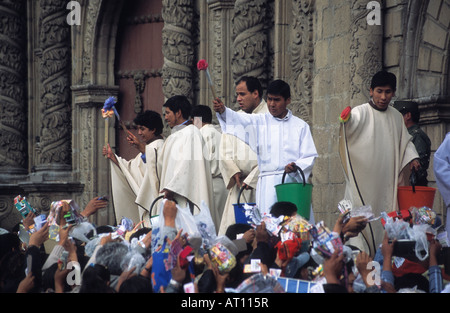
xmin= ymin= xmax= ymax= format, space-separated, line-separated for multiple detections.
xmin=197 ymin=59 xmax=208 ymax=71
xmin=339 ymin=106 xmax=352 ymax=123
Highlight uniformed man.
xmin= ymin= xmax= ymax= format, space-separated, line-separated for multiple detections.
xmin=393 ymin=100 xmax=431 ymax=186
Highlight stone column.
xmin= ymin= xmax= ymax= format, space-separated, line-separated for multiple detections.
xmin=231 ymin=0 xmax=269 ymax=107
xmin=349 ymin=0 xmax=383 ymax=106
xmin=35 ymin=0 xmax=72 ymax=176
xmin=0 ymin=0 xmax=28 ymax=230
xmin=161 ymin=0 xmax=195 ymax=102
xmin=0 ymin=0 xmax=27 ymax=176
xmin=202 ymin=0 xmax=234 ymax=109
xmin=71 ymin=85 xmax=120 ymax=226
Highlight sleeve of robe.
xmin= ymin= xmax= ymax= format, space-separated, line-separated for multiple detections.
xmin=135 ymin=139 xmax=165 ymax=218
xmin=434 ymin=133 xmax=450 ymax=207
xmin=110 ymin=153 xmax=145 ymax=224
xmin=217 ymin=107 xmax=261 ymax=154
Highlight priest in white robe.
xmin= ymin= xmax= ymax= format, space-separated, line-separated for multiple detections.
xmin=192 ymin=104 xmax=228 ymax=230
xmin=158 ymin=95 xmax=214 ymax=219
xmin=339 ymin=71 xmax=420 ymax=255
xmin=216 ymin=76 xmax=269 ymax=235
xmin=214 ymin=79 xmax=318 ymax=217
xmin=104 ymin=110 xmax=164 ymax=226
xmin=433 ymin=132 xmax=450 ymax=242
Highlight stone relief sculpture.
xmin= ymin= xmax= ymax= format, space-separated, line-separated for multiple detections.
xmin=0 ymin=0 xmax=27 ymax=172
xmin=231 ymin=0 xmax=268 ymax=109
xmin=349 ymin=0 xmax=382 ymax=102
xmin=161 ymin=0 xmax=195 ymax=101
xmin=37 ymin=0 xmax=72 ymax=168
xmin=289 ymin=0 xmax=314 ymax=123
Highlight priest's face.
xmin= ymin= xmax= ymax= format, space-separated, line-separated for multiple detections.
xmin=164 ymin=107 xmax=177 ymax=128
xmin=267 ymin=94 xmax=290 ymax=119
xmin=236 ymin=81 xmax=260 ymax=113
xmin=370 ymin=85 xmax=395 ymax=110
xmin=137 ymin=125 xmax=155 ymax=144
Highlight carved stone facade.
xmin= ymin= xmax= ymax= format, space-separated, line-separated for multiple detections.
xmin=0 ymin=0 xmax=449 ymax=232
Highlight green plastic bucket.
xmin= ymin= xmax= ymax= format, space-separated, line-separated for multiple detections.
xmin=275 ymin=166 xmax=312 ymax=220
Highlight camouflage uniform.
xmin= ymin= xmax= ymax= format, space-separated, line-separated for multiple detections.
xmin=408 ymin=124 xmax=431 ymax=186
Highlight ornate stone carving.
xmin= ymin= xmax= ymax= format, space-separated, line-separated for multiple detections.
xmin=161 ymin=0 xmax=195 ymax=101
xmin=289 ymin=0 xmax=314 ymax=123
xmin=82 ymin=0 xmax=101 ymax=84
xmin=0 ymin=0 xmax=27 ymax=172
xmin=37 ymin=0 xmax=72 ymax=168
xmin=349 ymin=0 xmax=382 ymax=103
xmin=231 ymin=0 xmax=268 ymax=94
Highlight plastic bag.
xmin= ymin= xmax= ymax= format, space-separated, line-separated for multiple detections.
xmin=70 ymin=221 xmax=96 ymax=243
xmin=155 ymin=199 xmax=201 ymax=239
xmin=382 ymin=212 xmax=410 ymax=240
xmin=351 ymin=205 xmax=377 ymax=221
xmin=194 ymin=201 xmax=217 ymax=251
xmin=407 ymin=224 xmax=432 ymax=261
xmin=121 ymin=250 xmax=146 ymax=274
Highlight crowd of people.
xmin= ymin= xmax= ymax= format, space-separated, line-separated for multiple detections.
xmin=0 ymin=71 xmax=449 ymax=294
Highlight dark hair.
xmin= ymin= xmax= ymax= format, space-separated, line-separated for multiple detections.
xmin=191 ymin=105 xmax=213 ymax=124
xmin=42 ymin=263 xmax=72 ymax=293
xmin=133 ymin=110 xmax=164 ymax=136
xmin=129 ymin=227 xmax=151 ymax=243
xmin=118 ymin=275 xmax=153 ymax=293
xmin=0 ymin=250 xmax=25 ymax=293
xmin=394 ymin=273 xmax=429 ymax=292
xmin=370 ymin=71 xmax=397 ymax=91
xmin=236 ymin=76 xmax=263 ymax=99
xmin=270 ymin=201 xmax=298 ymax=218
xmin=163 ymin=95 xmax=192 ymax=120
xmin=393 ymin=101 xmax=420 ymax=123
xmin=225 ymin=223 xmax=254 ymax=260
xmin=0 ymin=233 xmax=21 ymax=260
xmin=267 ymin=79 xmax=291 ymax=100
xmin=79 ymin=263 xmax=113 ymax=293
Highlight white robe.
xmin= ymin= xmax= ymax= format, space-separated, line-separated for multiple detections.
xmin=199 ymin=123 xmax=227 ymax=230
xmin=157 ymin=123 xmax=214 ymax=221
xmin=110 ymin=139 xmax=164 ymax=226
xmin=433 ymin=132 xmax=450 ymax=241
xmin=217 ymin=100 xmax=268 ymax=235
xmin=217 ymin=107 xmax=318 ymax=216
xmin=339 ymin=103 xmax=419 ymax=254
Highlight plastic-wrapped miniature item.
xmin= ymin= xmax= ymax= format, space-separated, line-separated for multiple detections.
xmin=351 ymin=205 xmax=378 ymax=222
xmin=116 ymin=217 xmax=134 ymax=237
xmin=14 ymin=195 xmax=38 ymax=218
xmin=281 ymin=215 xmax=313 ymax=242
xmin=308 ymin=221 xmax=344 ymax=260
xmin=411 ymin=206 xmax=438 ymax=227
xmin=209 ymin=242 xmax=236 ymax=273
xmin=245 ymin=204 xmax=288 ymax=237
xmin=234 ymin=273 xmax=285 ymax=293
xmin=47 ymin=200 xmax=85 ymax=241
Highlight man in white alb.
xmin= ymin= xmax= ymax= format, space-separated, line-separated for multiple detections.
xmin=214 ymin=79 xmax=318 ymax=218
xmin=103 ymin=110 xmax=164 ymax=226
xmin=216 ymin=76 xmax=269 ymax=235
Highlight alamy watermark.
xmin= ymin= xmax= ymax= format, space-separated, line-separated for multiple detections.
xmin=66 ymin=1 xmax=81 ymax=26
xmin=367 ymin=1 xmax=381 ymax=26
